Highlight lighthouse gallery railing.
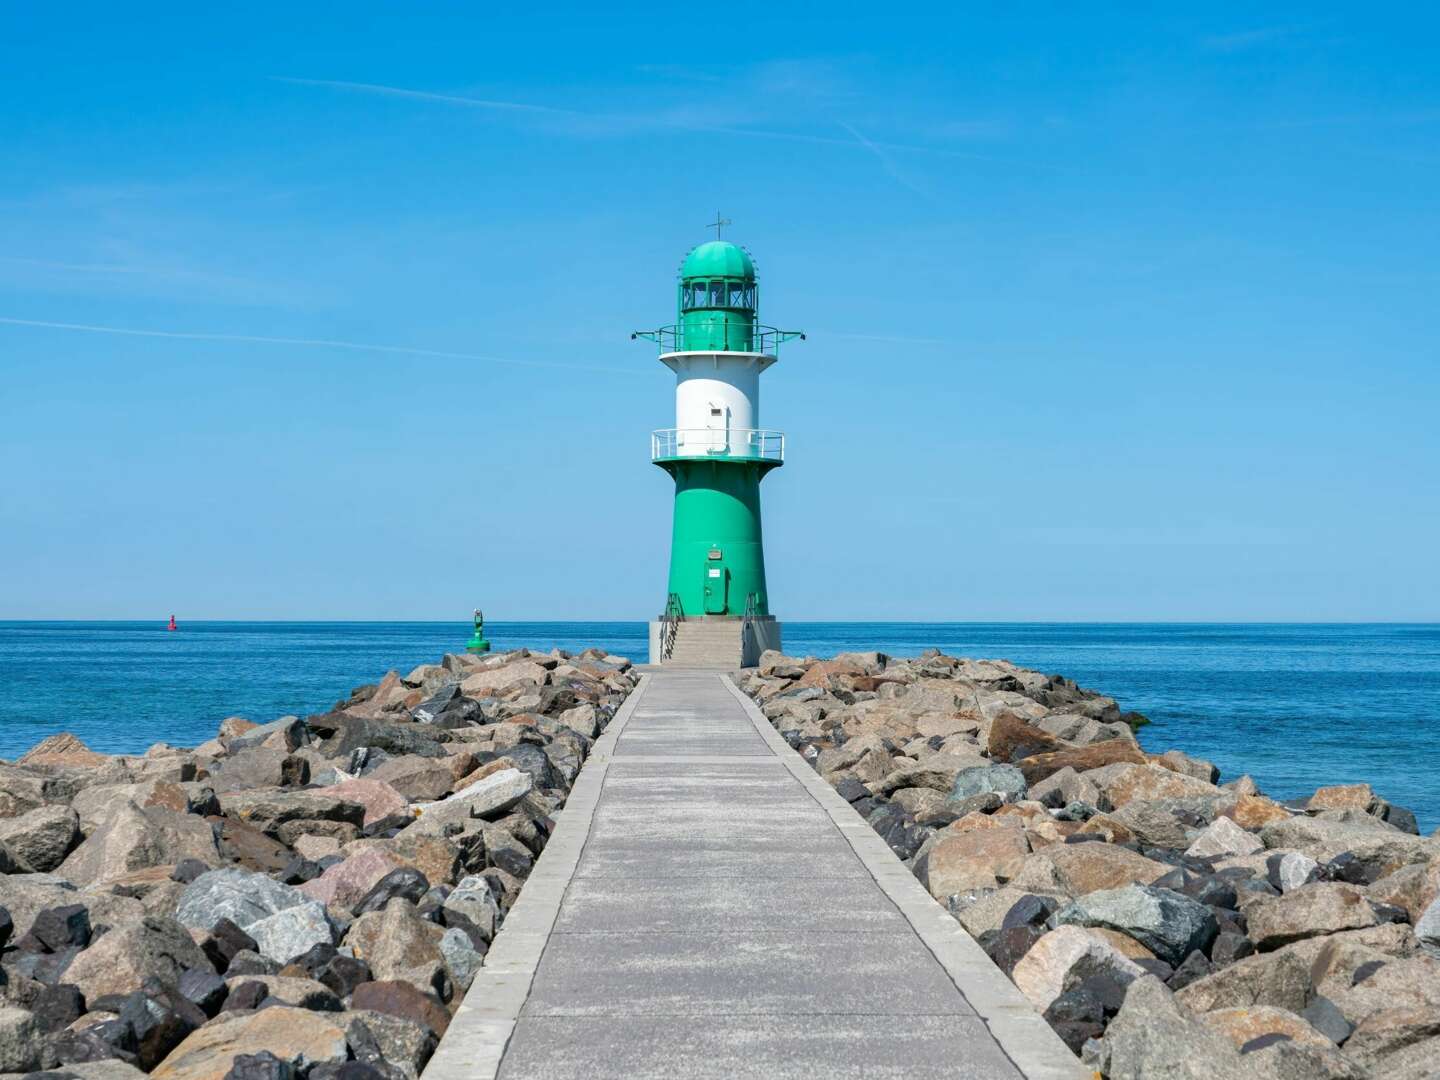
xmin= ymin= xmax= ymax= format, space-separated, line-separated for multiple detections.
xmin=631 ymin=324 xmax=805 ymax=356
xmin=651 ymin=428 xmax=784 ymax=463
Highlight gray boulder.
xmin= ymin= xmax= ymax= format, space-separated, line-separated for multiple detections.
xmin=1056 ymin=885 xmax=1219 ymax=967
xmin=1277 ymin=851 xmax=1322 ymax=892
xmin=246 ymin=901 xmax=335 ymax=965
xmin=1104 ymin=975 xmax=1248 ymax=1080
xmin=948 ymin=764 xmax=1027 ymax=805
xmin=438 ymin=926 xmax=483 ymax=991
xmin=0 ymin=806 xmax=80 ymax=872
xmin=343 ymin=1010 xmax=438 ymax=1080
xmin=61 ymin=915 xmax=211 ymax=1000
xmin=227 ymin=716 xmax=306 ymax=752
xmin=0 ymin=1006 xmax=44 ymax=1073
xmin=1415 ymin=895 xmax=1440 ymax=956
xmin=175 ymin=868 xmax=311 ymax=933
xmin=441 ymin=876 xmax=499 ymax=943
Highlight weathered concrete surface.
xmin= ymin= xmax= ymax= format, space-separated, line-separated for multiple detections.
xmin=426 ymin=671 xmax=1085 ymax=1080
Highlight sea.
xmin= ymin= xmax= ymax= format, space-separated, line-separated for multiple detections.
xmin=1 ymin=622 xmax=1437 ymax=832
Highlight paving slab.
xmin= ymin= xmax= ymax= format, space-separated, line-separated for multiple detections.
xmin=425 ymin=669 xmax=1087 ymax=1080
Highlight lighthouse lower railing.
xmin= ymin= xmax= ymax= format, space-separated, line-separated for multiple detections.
xmin=651 ymin=428 xmax=784 ymax=463
xmin=660 ymin=592 xmax=684 ymax=661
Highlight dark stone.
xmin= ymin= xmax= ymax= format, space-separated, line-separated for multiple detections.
xmin=361 ymin=814 xmax=414 ymax=839
xmin=201 ymin=918 xmax=258 ymax=973
xmin=982 ymin=924 xmax=1044 ymax=976
xmin=279 ymin=756 xmax=311 ymax=787
xmin=223 ymin=980 xmax=270 ymax=1012
xmin=212 ymin=818 xmax=293 ymax=874
xmin=17 ymin=946 xmax=82 ymax=986
xmin=225 ymin=950 xmax=280 ymax=977
xmin=225 ymin=1050 xmax=294 ymax=1080
xmin=178 ymin=967 xmax=229 ymax=1017
xmin=321 ymin=716 xmax=448 ymax=760
xmin=491 ymin=743 xmax=560 ymax=794
xmin=1378 ymin=802 xmax=1419 ymax=836
xmin=46 ymin=1019 xmax=139 ymax=1066
xmin=1166 ymin=950 xmax=1213 ymax=991
xmin=353 ymin=868 xmax=431 ymax=916
xmin=1000 ymin=894 xmax=1060 ymax=932
xmin=1073 ymin=972 xmax=1129 ymax=1015
xmin=21 ymin=905 xmax=91 ymax=953
xmin=31 ymin=984 xmax=86 ymax=1033
xmin=1326 ymin=851 xmax=1387 ymax=886
xmin=317 ymin=955 xmax=372 ymax=999
xmin=1151 ymin=868 xmax=1238 ymax=912
xmin=1240 ymin=1033 xmax=1293 ymax=1054
xmin=0 ymin=905 xmax=12 ymax=950
xmin=485 ymin=842 xmax=532 ymax=880
xmin=833 ymin=777 xmax=869 ymax=803
xmin=850 ymin=797 xmax=880 ymax=819
xmin=1045 ymin=983 xmax=1104 ymax=1025
xmin=1134 ymin=958 xmax=1175 ymax=981
xmin=1369 ymin=901 xmax=1409 ymax=925
xmin=120 ymin=989 xmax=199 ymax=1070
xmin=171 ymin=858 xmax=211 ymax=884
xmin=1301 ymin=995 xmax=1353 ymax=1044
xmin=438 ymin=911 xmax=490 ymax=955
xmin=349 ymin=980 xmax=451 ymax=1036
xmin=317 ymin=854 xmax=345 ymax=871
xmin=308 ymin=1063 xmax=388 ymax=1080
xmin=1352 ymin=959 xmax=1387 ymax=985
xmin=1054 ymin=802 xmax=1097 ymax=822
xmin=279 ymin=857 xmax=322 ymax=885
xmin=291 ymin=943 xmax=340 ymax=977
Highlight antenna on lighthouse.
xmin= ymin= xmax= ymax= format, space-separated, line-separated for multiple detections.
xmin=707 ymin=213 xmax=731 ymax=240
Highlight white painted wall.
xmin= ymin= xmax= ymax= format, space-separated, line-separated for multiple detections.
xmin=662 ymin=352 xmax=771 ymax=458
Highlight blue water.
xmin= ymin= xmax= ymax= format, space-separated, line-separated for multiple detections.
xmin=1 ymin=622 xmax=1437 ymax=832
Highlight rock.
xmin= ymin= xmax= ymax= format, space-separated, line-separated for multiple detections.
xmin=1185 ymin=816 xmax=1263 ymax=859
xmin=1415 ymin=895 xmax=1440 ymax=955
xmin=0 ymin=1006 xmax=44 ymax=1072
xmin=412 ymin=768 xmax=531 ymax=824
xmin=920 ymin=826 xmax=1030 ymax=898
xmin=1343 ymin=1006 xmax=1440 ymax=1071
xmin=342 ymin=1010 xmax=437 ymax=1080
xmin=345 ymin=901 xmax=445 ymax=994
xmin=1154 ymin=750 xmax=1219 ymax=784
xmin=1028 ymin=767 xmax=1101 ymax=810
xmin=216 ymin=792 xmax=364 ymax=833
xmin=1011 ymin=925 xmax=1144 ymax=1012
xmin=440 ymin=877 xmax=499 ymax=944
xmin=245 ymin=903 xmax=334 ymax=966
xmin=151 ymin=1006 xmax=348 ymax=1080
xmin=1200 ymin=1004 xmax=1334 ymax=1052
xmin=177 ymin=969 xmax=229 ymax=1017
xmin=19 ymin=733 xmax=109 ymax=768
xmin=26 ymin=903 xmax=91 ymax=952
xmin=297 ymin=850 xmax=403 ymax=910
xmin=1175 ymin=948 xmax=1313 ymax=1013
xmin=59 ymin=803 xmax=219 ymax=886
xmin=1104 ymin=976 xmax=1248 ymax=1079
xmin=1009 ymin=842 xmax=1171 ymax=897
xmin=223 ymin=1050 xmax=293 ymax=1080
xmin=437 ymin=927 xmax=482 ymax=990
xmin=209 ymin=750 xmax=308 ymax=794
xmin=948 ymin=764 xmax=1027 ymax=806
xmin=0 ymin=905 xmax=11 ymax=950
xmin=985 ymin=714 xmax=1065 ymax=763
xmin=348 ymin=981 xmax=449 ymax=1037
xmin=175 ymin=870 xmax=311 ymax=934
xmin=1086 ymin=763 xmax=1219 ymax=810
xmin=307 ymin=781 xmax=407 ymax=828
xmin=31 ymin=983 xmax=86 ymax=1032
xmin=458 ymin=661 xmax=550 ymax=695
xmin=63 ymin=916 xmax=212 ymax=1000
xmin=226 ymin=717 xmax=306 ymax=753
xmin=1276 ymin=852 xmax=1321 ymax=893
xmin=364 ymin=760 xmax=452 ymax=804
xmin=1247 ymin=883 xmax=1379 ymax=951
xmin=1013 ymin=740 xmax=1147 ymax=786
xmin=1308 ymin=783 xmax=1376 ymax=813
xmin=352 ymin=869 xmax=430 ymax=916
xmin=0 ymin=806 xmax=80 ymax=872
xmin=1056 ymin=885 xmax=1219 ymax=967
xmin=317 ymin=955 xmax=372 ymax=999
xmin=198 ymin=919 xmax=258 ymax=973
xmin=118 ymin=989 xmax=202 ymax=1070
xmin=221 ymin=975 xmax=340 ymax=1012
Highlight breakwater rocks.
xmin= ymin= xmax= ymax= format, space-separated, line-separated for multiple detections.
xmin=0 ymin=647 xmax=636 ymax=1080
xmin=740 ymin=649 xmax=1440 ymax=1080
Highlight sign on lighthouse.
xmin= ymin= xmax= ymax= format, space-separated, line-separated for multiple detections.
xmin=636 ymin=222 xmax=803 ymax=667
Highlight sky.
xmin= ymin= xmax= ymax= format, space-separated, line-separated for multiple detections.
xmin=2 ymin=3 xmax=1438 ymax=621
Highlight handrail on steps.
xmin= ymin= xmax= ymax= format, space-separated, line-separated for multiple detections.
xmin=660 ymin=592 xmax=684 ymax=662
xmin=740 ymin=592 xmax=758 ymax=667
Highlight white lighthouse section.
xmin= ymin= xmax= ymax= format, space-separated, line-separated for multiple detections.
xmin=660 ymin=350 xmax=777 ymax=459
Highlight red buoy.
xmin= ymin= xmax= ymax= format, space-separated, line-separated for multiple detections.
xmin=167 ymin=615 xmax=177 ymax=631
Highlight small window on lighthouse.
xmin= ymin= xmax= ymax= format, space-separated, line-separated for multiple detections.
xmin=708 ymin=280 xmax=726 ymax=306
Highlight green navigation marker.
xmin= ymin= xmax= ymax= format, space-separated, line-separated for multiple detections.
xmin=465 ymin=608 xmax=491 ymax=654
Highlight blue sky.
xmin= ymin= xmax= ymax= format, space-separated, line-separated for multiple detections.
xmin=2 ymin=3 xmax=1437 ymax=620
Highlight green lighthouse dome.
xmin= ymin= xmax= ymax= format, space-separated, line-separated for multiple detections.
xmin=680 ymin=240 xmax=755 ymax=281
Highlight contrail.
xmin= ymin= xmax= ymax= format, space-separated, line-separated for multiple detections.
xmin=0 ymin=316 xmax=644 ymax=376
xmin=275 ymin=76 xmax=992 ymax=159
xmin=839 ymin=120 xmax=933 ymax=198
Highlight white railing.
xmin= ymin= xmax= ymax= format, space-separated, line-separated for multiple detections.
xmin=651 ymin=427 xmax=785 ymax=463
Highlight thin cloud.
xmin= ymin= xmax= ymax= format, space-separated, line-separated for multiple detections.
xmin=1201 ymin=26 xmax=1301 ymax=52
xmin=0 ymin=257 xmax=148 ymax=275
xmin=839 ymin=120 xmax=933 ymax=199
xmin=274 ymin=76 xmax=992 ymax=160
xmin=0 ymin=316 xmax=643 ymax=376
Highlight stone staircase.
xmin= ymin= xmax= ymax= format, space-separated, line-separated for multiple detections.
xmin=662 ymin=617 xmax=745 ymax=668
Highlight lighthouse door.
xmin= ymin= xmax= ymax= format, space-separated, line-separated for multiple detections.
xmin=703 ymin=561 xmax=728 ymax=615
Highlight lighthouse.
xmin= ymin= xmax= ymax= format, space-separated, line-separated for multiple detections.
xmin=637 ymin=222 xmax=802 ymax=666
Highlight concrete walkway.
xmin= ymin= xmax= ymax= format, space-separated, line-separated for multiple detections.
xmin=426 ymin=671 xmax=1086 ymax=1080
